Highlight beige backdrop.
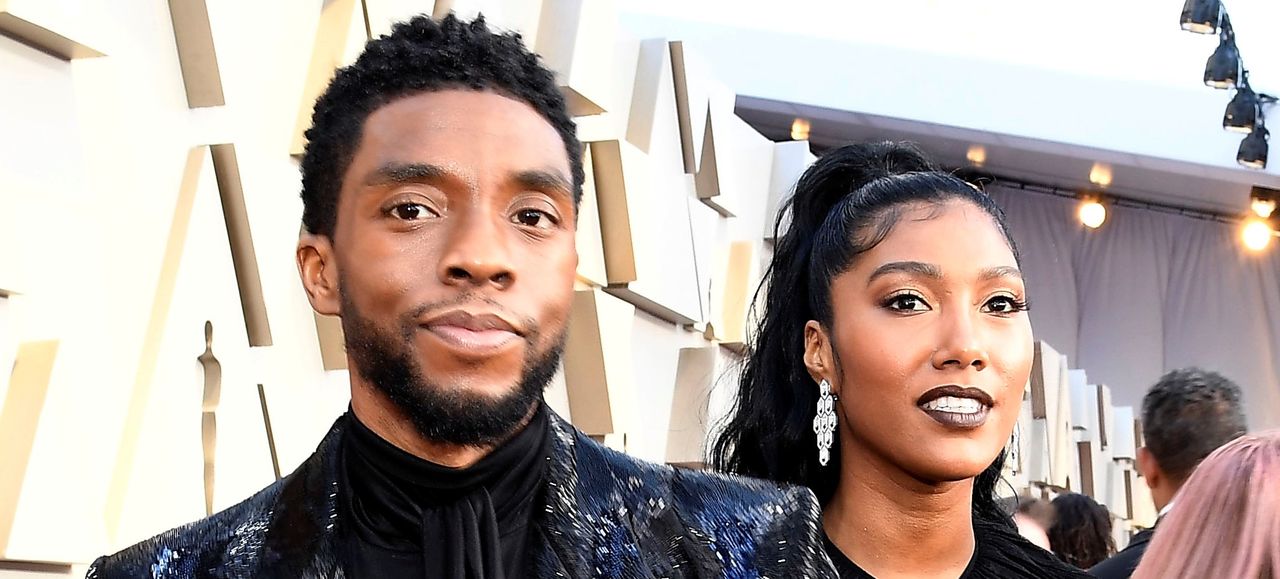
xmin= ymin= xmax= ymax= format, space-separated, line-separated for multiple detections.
xmin=0 ymin=0 xmax=1149 ymax=574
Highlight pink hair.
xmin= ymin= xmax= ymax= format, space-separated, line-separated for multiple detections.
xmin=1132 ymin=429 xmax=1280 ymax=579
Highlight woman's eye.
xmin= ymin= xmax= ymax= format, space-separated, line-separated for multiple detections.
xmin=983 ymin=295 xmax=1029 ymax=314
xmin=884 ymin=293 xmax=931 ymax=312
xmin=389 ymin=203 xmax=437 ymax=221
xmin=513 ymin=208 xmax=558 ymax=229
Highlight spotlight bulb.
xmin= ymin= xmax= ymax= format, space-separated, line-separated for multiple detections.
xmin=791 ymin=118 xmax=811 ymax=141
xmin=966 ymin=145 xmax=987 ymax=167
xmin=1242 ymin=219 xmax=1273 ymax=251
xmin=1180 ymin=0 xmax=1221 ymax=34
xmin=1079 ymin=200 xmax=1107 ymax=229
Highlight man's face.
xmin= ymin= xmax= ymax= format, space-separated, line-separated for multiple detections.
xmin=305 ymin=89 xmax=578 ymax=445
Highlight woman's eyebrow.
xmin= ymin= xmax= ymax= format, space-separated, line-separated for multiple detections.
xmin=978 ymin=265 xmax=1023 ymax=282
xmin=866 ymin=261 xmax=942 ymax=287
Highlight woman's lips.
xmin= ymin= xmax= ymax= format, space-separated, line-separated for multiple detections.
xmin=917 ymin=387 xmax=994 ymax=430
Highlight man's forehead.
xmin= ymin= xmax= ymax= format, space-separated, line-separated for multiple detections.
xmin=357 ymin=90 xmax=571 ymax=174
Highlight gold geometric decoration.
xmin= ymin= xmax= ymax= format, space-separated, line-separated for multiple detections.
xmin=0 ymin=0 xmax=104 ymax=60
xmin=290 ymin=0 xmax=368 ymax=157
xmin=562 ymin=288 xmax=635 ymax=436
xmin=167 ymin=0 xmax=225 ymax=108
xmin=0 ymin=339 xmax=59 ymax=558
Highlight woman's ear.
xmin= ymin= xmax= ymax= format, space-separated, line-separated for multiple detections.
xmin=297 ymin=232 xmax=341 ymax=316
xmin=803 ymin=320 xmax=837 ymax=394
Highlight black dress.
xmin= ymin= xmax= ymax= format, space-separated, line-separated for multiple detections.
xmin=824 ymin=516 xmax=1092 ymax=578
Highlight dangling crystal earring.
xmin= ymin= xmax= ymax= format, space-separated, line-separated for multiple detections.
xmin=813 ymin=379 xmax=838 ymax=466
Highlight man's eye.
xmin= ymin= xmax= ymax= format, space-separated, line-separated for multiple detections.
xmin=513 ymin=208 xmax=557 ymax=229
xmin=883 ymin=293 xmax=931 ymax=312
xmin=390 ymin=203 xmax=435 ymax=221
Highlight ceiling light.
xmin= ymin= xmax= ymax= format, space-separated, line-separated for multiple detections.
xmin=1204 ymin=38 xmax=1240 ymax=89
xmin=1088 ymin=163 xmax=1112 ymax=188
xmin=1242 ymin=218 xmax=1274 ymax=251
xmin=1079 ymin=198 xmax=1107 ymax=229
xmin=966 ymin=145 xmax=987 ymax=167
xmin=1224 ymin=88 xmax=1258 ymax=133
xmin=1238 ymin=126 xmax=1269 ymax=169
xmin=1180 ymin=0 xmax=1221 ymax=34
xmin=791 ymin=118 xmax=810 ymax=140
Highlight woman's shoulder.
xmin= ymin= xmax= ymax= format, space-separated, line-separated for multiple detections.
xmin=973 ymin=517 xmax=1093 ymax=578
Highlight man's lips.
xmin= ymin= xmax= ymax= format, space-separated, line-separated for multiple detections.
xmin=420 ymin=310 xmax=522 ymax=353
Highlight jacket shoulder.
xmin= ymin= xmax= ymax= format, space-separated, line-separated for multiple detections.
xmin=87 ymin=479 xmax=286 ymax=579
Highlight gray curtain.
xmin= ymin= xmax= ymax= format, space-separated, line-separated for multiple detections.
xmin=989 ymin=185 xmax=1280 ymax=429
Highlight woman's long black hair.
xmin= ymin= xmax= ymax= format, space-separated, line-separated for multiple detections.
xmin=710 ymin=141 xmax=1020 ymax=526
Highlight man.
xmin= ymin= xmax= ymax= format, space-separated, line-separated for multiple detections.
xmin=89 ymin=14 xmax=833 ymax=579
xmin=1090 ymin=368 xmax=1246 ymax=579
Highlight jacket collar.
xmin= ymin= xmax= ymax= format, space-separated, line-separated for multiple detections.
xmin=254 ymin=410 xmax=677 ymax=578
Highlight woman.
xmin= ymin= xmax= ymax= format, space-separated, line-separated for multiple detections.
xmin=712 ymin=142 xmax=1088 ymax=578
xmin=1047 ymin=493 xmax=1115 ymax=568
xmin=1132 ymin=430 xmax=1280 ymax=579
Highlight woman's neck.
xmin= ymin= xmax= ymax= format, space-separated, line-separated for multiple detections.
xmin=824 ymin=440 xmax=977 ymax=579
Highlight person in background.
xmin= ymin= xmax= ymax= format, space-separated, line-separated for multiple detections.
xmin=1048 ymin=493 xmax=1115 ymax=569
xmin=1130 ymin=429 xmax=1280 ymax=579
xmin=1014 ymin=496 xmax=1056 ymax=551
xmin=712 ymin=141 xmax=1089 ymax=578
xmin=88 ymin=14 xmax=834 ymax=578
xmin=1090 ymin=367 xmax=1247 ymax=579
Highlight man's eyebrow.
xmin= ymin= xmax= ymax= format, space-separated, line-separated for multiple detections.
xmin=362 ymin=162 xmax=448 ymax=187
xmin=978 ymin=265 xmax=1024 ymax=282
xmin=867 ymin=261 xmax=943 ymax=286
xmin=513 ymin=168 xmax=573 ymax=199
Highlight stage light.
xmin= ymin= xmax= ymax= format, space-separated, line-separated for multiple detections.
xmin=1238 ymin=126 xmax=1269 ymax=169
xmin=966 ymin=145 xmax=987 ymax=167
xmin=1242 ymin=219 xmax=1274 ymax=251
xmin=1252 ymin=198 xmax=1276 ymax=219
xmin=791 ymin=118 xmax=810 ymax=140
xmin=1180 ymin=0 xmax=1221 ymax=34
xmin=1089 ymin=163 xmax=1112 ymax=188
xmin=1079 ymin=199 xmax=1107 ymax=229
xmin=1224 ymin=88 xmax=1258 ymax=133
xmin=1204 ymin=37 xmax=1240 ymax=89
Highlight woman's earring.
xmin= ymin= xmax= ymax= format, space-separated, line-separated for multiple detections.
xmin=813 ymin=379 xmax=838 ymax=466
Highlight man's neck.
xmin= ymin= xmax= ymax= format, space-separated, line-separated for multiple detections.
xmin=349 ymin=381 xmax=532 ymax=468
xmin=823 ymin=441 xmax=977 ymax=579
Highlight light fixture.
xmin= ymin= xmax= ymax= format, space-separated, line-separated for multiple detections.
xmin=1251 ymin=187 xmax=1278 ymax=218
xmin=1238 ymin=125 xmax=1269 ymax=169
xmin=1204 ymin=36 xmax=1240 ymax=89
xmin=1180 ymin=0 xmax=1221 ymax=34
xmin=966 ymin=145 xmax=987 ymax=167
xmin=791 ymin=118 xmax=811 ymax=140
xmin=1078 ymin=198 xmax=1107 ymax=229
xmin=1089 ymin=163 xmax=1112 ymax=188
xmin=1242 ymin=218 xmax=1274 ymax=251
xmin=1224 ymin=87 xmax=1258 ymax=133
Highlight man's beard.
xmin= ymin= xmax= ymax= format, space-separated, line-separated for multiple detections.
xmin=340 ymin=289 xmax=565 ymax=447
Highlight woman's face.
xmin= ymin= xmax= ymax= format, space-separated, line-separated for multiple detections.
xmin=805 ymin=199 xmax=1033 ymax=484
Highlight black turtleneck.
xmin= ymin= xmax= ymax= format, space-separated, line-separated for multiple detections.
xmin=337 ymin=404 xmax=551 ymax=579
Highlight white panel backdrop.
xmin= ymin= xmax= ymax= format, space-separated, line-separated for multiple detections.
xmin=989 ymin=185 xmax=1280 ymax=429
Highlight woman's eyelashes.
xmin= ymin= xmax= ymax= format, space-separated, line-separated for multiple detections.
xmin=878 ymin=290 xmax=1030 ymax=315
xmin=982 ymin=294 xmax=1031 ymax=315
xmin=881 ymin=291 xmax=931 ymax=313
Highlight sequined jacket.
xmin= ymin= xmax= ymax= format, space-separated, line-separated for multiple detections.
xmin=89 ymin=412 xmax=836 ymax=578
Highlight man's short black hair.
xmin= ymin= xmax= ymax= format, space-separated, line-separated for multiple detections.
xmin=299 ymin=13 xmax=584 ymax=238
xmin=1141 ymin=367 xmax=1247 ymax=482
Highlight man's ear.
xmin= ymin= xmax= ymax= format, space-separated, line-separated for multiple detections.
xmin=803 ymin=320 xmax=838 ymax=395
xmin=297 ymin=232 xmax=341 ymax=316
xmin=1136 ymin=446 xmax=1162 ymax=490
